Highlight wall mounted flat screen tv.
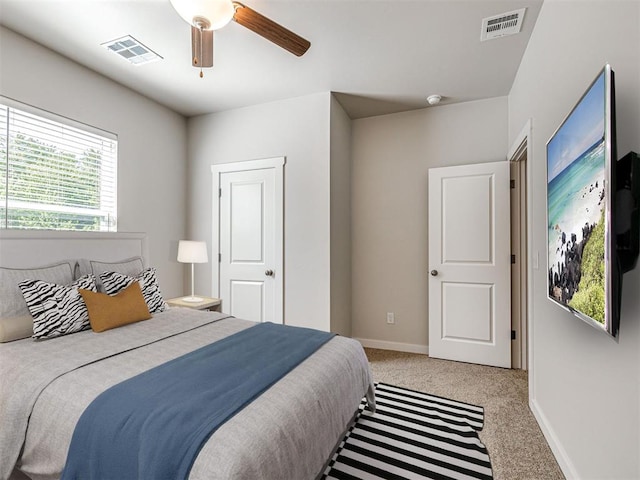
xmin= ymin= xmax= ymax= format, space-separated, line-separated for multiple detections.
xmin=546 ymin=64 xmax=619 ymax=338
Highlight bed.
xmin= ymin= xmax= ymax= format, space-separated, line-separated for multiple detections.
xmin=0 ymin=231 xmax=374 ymax=480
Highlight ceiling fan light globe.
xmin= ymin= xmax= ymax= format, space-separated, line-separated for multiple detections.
xmin=169 ymin=0 xmax=234 ymax=30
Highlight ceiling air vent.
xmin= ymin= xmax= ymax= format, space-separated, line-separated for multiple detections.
xmin=102 ymin=35 xmax=163 ymax=65
xmin=480 ymin=8 xmax=526 ymax=41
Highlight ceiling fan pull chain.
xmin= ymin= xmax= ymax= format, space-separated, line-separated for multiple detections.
xmin=191 ymin=24 xmax=205 ymax=78
xmin=198 ymin=25 xmax=204 ymax=78
xmin=193 ymin=28 xmax=199 ymax=66
xmin=199 ymin=26 xmax=204 ymax=77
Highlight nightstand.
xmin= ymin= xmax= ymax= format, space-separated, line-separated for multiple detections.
xmin=166 ymin=296 xmax=222 ymax=312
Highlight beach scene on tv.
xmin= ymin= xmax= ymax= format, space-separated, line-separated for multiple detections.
xmin=547 ymin=72 xmax=607 ymax=326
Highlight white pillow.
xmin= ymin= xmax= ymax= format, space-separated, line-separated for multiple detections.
xmin=75 ymin=256 xmax=144 ymax=291
xmin=19 ymin=274 xmax=97 ymax=340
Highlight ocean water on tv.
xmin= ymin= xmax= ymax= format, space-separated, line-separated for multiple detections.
xmin=548 ymin=139 xmax=605 ymax=277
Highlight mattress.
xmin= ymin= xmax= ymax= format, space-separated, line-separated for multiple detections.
xmin=0 ymin=308 xmax=374 ymax=480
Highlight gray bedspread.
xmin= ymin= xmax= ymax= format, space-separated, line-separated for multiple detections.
xmin=0 ymin=309 xmax=374 ymax=480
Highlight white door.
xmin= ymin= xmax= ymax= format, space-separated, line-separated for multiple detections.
xmin=212 ymin=158 xmax=284 ymax=324
xmin=428 ymin=161 xmax=511 ymax=368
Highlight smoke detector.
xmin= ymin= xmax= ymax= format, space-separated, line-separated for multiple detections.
xmin=427 ymin=94 xmax=442 ymax=106
xmin=480 ymin=8 xmax=526 ymax=41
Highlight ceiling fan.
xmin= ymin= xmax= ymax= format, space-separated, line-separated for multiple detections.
xmin=169 ymin=0 xmax=311 ymax=77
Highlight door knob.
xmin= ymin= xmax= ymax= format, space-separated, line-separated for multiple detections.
xmin=265 ymin=269 xmax=274 ymax=277
xmin=430 ymin=270 xmax=438 ymax=276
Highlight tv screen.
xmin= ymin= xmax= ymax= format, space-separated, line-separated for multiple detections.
xmin=546 ymin=64 xmax=619 ymax=338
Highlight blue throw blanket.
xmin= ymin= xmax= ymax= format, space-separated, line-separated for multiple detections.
xmin=61 ymin=322 xmax=334 ymax=480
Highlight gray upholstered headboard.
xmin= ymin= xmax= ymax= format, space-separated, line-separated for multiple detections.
xmin=0 ymin=231 xmax=148 ymax=268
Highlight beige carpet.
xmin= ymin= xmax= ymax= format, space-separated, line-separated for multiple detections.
xmin=364 ymin=348 xmax=565 ymax=480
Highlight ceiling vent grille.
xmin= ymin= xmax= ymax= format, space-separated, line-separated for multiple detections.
xmin=480 ymin=8 xmax=526 ymax=41
xmin=102 ymin=35 xmax=163 ymax=65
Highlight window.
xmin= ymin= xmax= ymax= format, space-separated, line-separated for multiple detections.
xmin=0 ymin=98 xmax=117 ymax=231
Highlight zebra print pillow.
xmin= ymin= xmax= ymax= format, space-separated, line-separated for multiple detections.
xmin=18 ymin=274 xmax=98 ymax=340
xmin=100 ymin=268 xmax=167 ymax=314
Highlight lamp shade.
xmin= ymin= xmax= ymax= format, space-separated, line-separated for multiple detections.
xmin=177 ymin=240 xmax=208 ymax=264
xmin=169 ymin=0 xmax=235 ymax=30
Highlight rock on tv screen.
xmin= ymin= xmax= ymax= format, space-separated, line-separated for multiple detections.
xmin=546 ymin=64 xmax=618 ymax=337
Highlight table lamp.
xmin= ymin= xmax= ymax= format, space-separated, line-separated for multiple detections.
xmin=177 ymin=240 xmax=208 ymax=302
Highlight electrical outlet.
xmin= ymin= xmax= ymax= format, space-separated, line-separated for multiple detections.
xmin=386 ymin=312 xmax=395 ymax=324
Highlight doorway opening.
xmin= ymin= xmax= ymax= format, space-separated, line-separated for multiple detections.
xmin=508 ymin=121 xmax=531 ymax=370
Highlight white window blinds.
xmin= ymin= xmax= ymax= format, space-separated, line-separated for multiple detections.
xmin=0 ymin=99 xmax=117 ymax=231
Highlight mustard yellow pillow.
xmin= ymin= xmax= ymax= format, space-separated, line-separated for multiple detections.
xmin=79 ymin=282 xmax=151 ymax=333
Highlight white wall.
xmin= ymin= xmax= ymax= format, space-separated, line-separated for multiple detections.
xmin=0 ymin=27 xmax=188 ymax=298
xmin=186 ymin=92 xmax=333 ymax=331
xmin=508 ymin=1 xmax=640 ymax=478
xmin=330 ymin=96 xmax=352 ymax=337
xmin=351 ymin=98 xmax=508 ymax=350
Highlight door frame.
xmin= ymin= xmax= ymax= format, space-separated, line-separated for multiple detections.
xmin=507 ymin=119 xmax=533 ymax=372
xmin=211 ymin=157 xmax=285 ymax=320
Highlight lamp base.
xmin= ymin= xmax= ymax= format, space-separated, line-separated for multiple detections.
xmin=182 ymin=296 xmax=204 ymax=303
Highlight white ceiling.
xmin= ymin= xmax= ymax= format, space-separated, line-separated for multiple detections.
xmin=0 ymin=0 xmax=543 ymax=119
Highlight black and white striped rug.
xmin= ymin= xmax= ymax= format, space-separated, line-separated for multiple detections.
xmin=323 ymin=383 xmax=493 ymax=480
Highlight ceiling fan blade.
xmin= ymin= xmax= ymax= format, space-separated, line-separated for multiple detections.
xmin=232 ymin=2 xmax=310 ymax=57
xmin=191 ymin=26 xmax=213 ymax=68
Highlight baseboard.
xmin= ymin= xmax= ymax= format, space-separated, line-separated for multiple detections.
xmin=529 ymin=397 xmax=579 ymax=479
xmin=354 ymin=337 xmax=428 ymax=355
